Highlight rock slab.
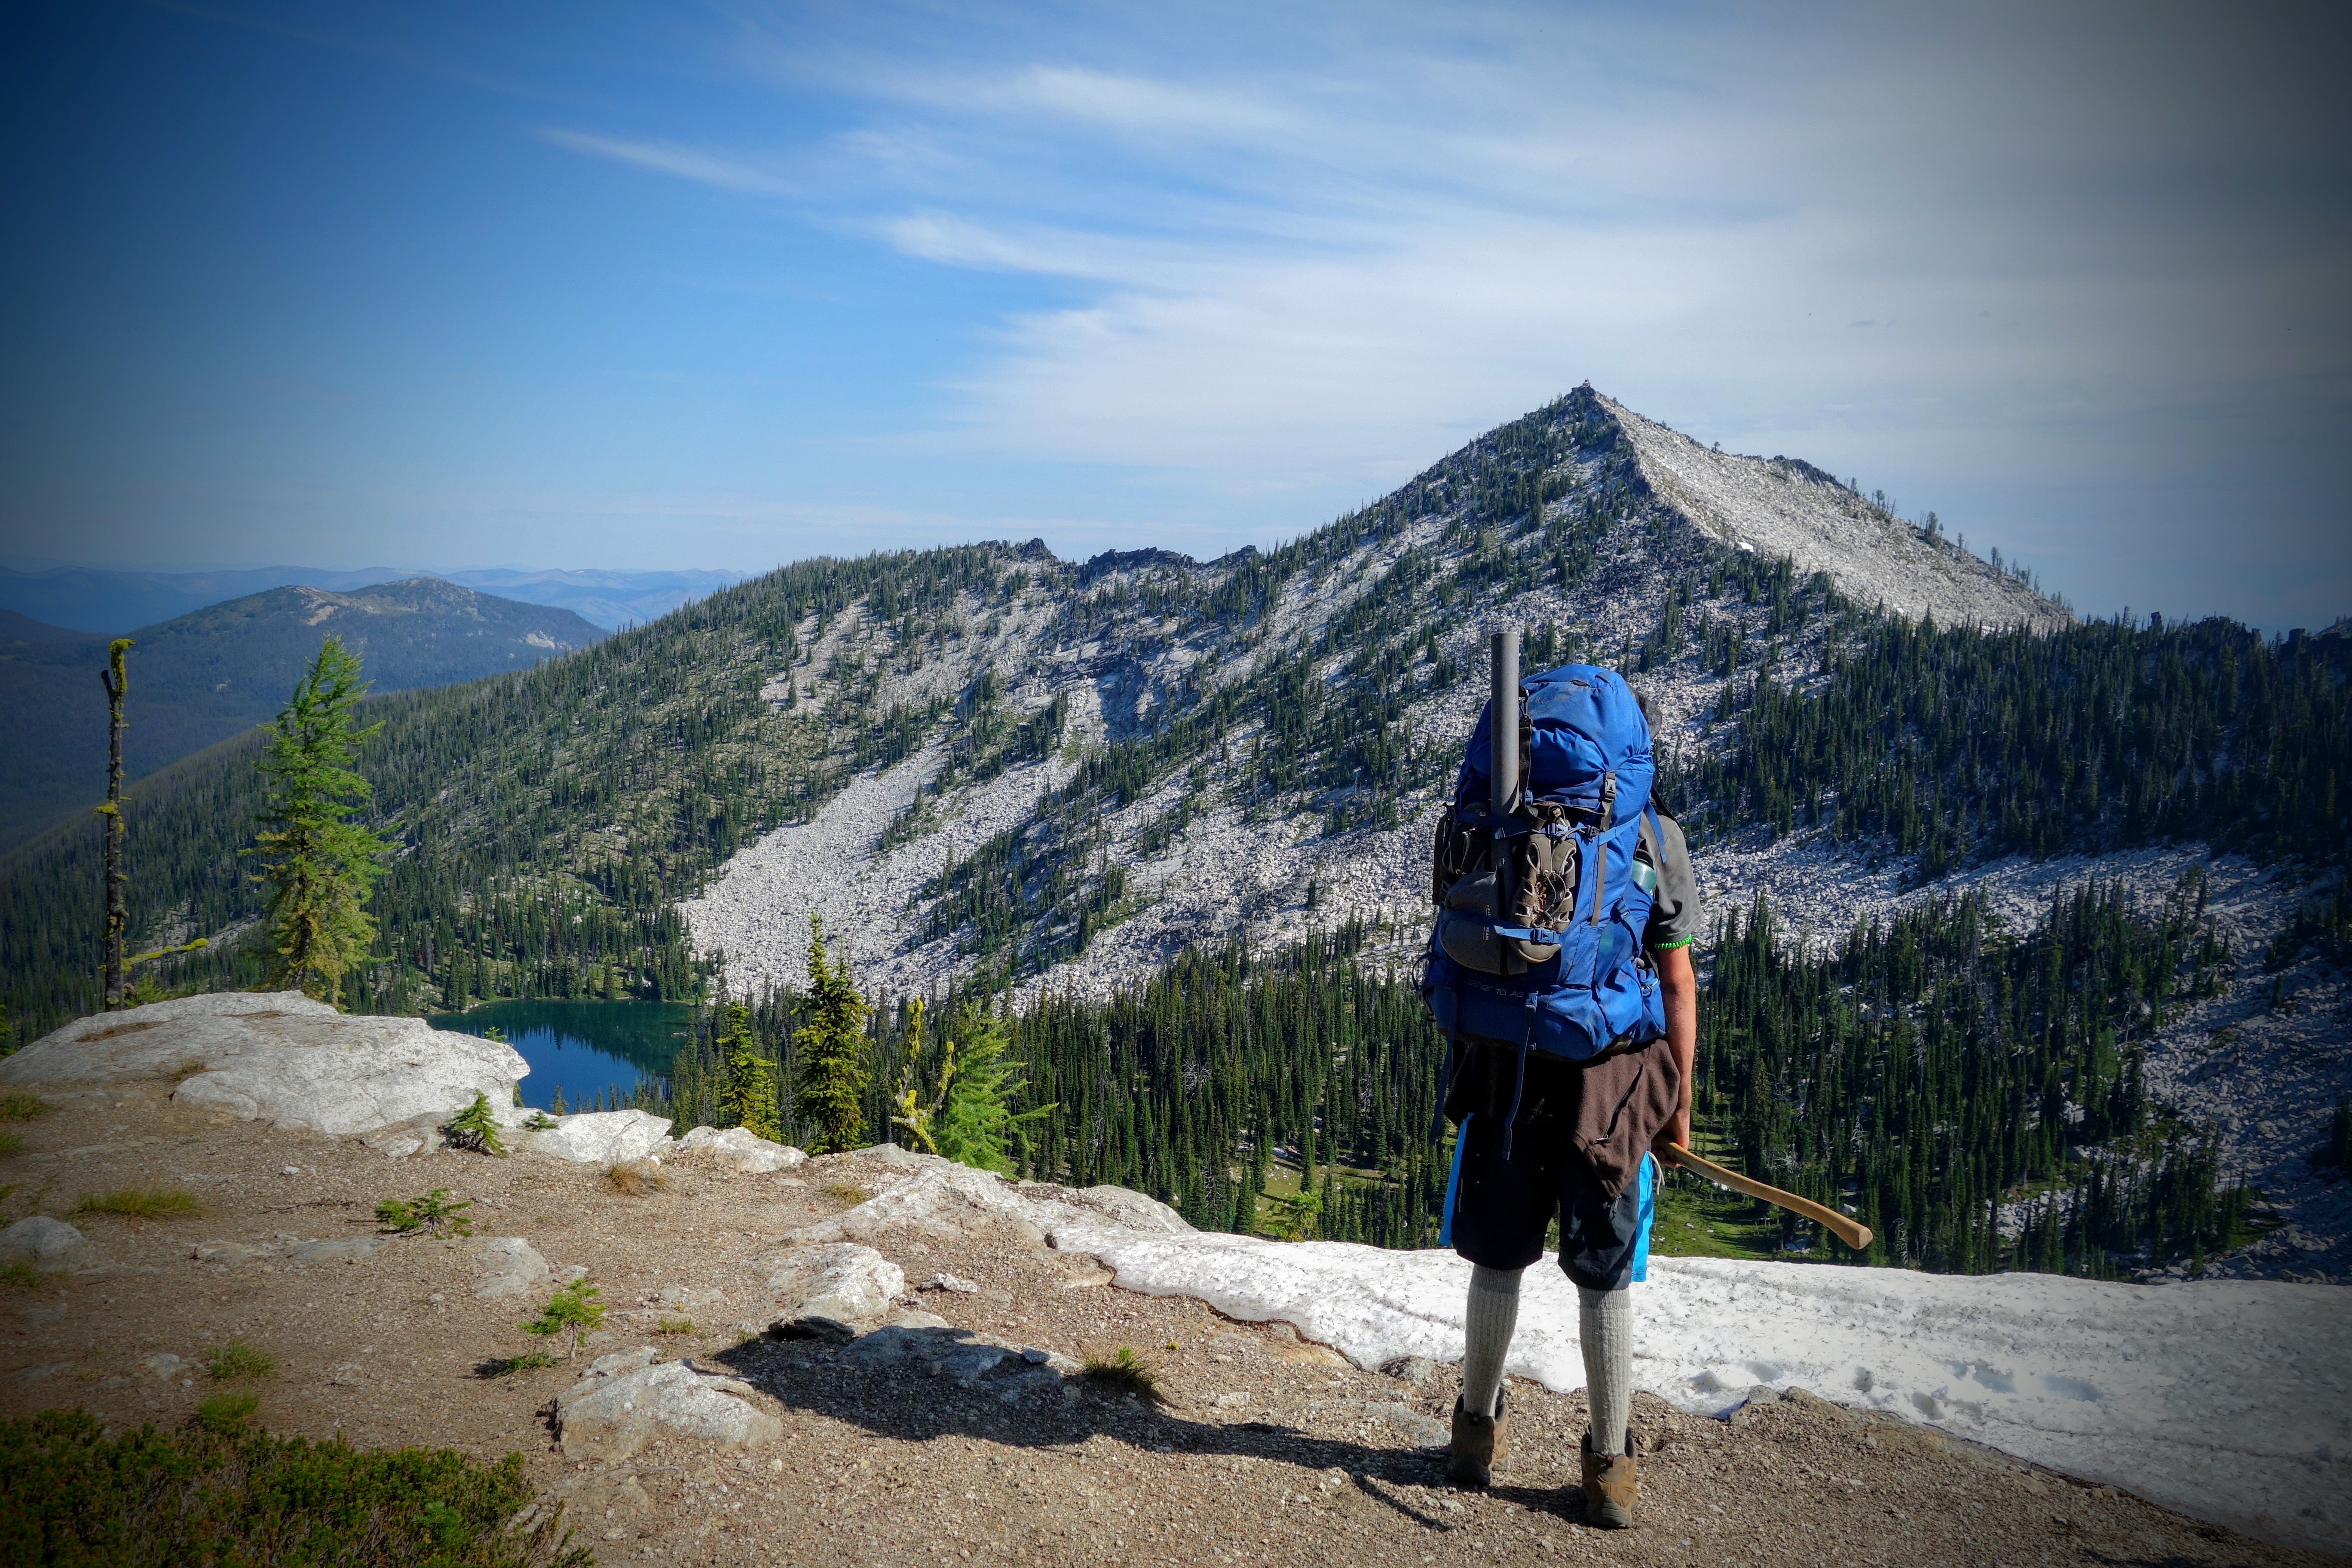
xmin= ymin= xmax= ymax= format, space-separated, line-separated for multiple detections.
xmin=675 ymin=1125 xmax=805 ymax=1172
xmin=2 ymin=992 xmax=527 ymax=1137
xmin=555 ymin=1355 xmax=778 ymax=1461
xmin=749 ymin=1241 xmax=904 ymax=1325
xmin=520 ymin=1110 xmax=672 ymax=1166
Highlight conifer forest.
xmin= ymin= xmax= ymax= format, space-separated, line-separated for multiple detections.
xmin=2 ymin=389 xmax=2342 ymax=1282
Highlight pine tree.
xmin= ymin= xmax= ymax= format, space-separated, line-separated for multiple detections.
xmin=793 ymin=915 xmax=870 ymax=1153
xmin=931 ymin=1000 xmax=1050 ymax=1173
xmin=245 ymin=638 xmax=389 ymax=1006
xmin=717 ymin=1000 xmax=780 ymax=1141
xmin=97 ymin=639 xmax=132 ymax=1010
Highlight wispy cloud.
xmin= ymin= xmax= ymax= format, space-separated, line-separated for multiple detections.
xmin=536 ymin=127 xmax=799 ymax=197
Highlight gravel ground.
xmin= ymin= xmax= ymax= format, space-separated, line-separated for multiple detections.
xmin=1 ymin=1090 xmax=2331 ymax=1568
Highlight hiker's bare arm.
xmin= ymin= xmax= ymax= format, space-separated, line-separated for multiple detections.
xmin=1654 ymin=944 xmax=1696 ymax=1155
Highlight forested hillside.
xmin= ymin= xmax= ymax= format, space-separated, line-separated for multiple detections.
xmin=0 ymin=577 xmax=605 ymax=843
xmin=3 ymin=386 xmax=2343 ymax=1279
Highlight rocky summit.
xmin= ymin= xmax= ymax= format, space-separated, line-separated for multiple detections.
xmin=0 ymin=999 xmax=2341 ymax=1565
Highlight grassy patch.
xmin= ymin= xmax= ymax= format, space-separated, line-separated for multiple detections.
xmin=600 ymin=1160 xmax=668 ymax=1197
xmin=77 ymin=1188 xmax=199 ymax=1218
xmin=478 ymin=1351 xmax=558 ymax=1378
xmin=0 ymin=1407 xmax=589 ymax=1565
xmin=0 ymin=1091 xmax=49 ymax=1121
xmin=1081 ymin=1345 xmax=1161 ymax=1402
xmin=822 ymin=1182 xmax=870 ymax=1207
xmin=205 ymin=1342 xmax=276 ymax=1382
xmin=0 ymin=1131 xmax=19 ymax=1157
xmin=655 ymin=1317 xmax=695 ymax=1335
xmin=1645 ymin=1168 xmax=1784 ymax=1262
xmin=1 ymin=1260 xmax=50 ymax=1290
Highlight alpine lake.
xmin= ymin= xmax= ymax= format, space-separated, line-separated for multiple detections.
xmin=429 ymin=999 xmax=693 ymax=1113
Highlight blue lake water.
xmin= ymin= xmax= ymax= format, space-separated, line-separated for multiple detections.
xmin=430 ymin=999 xmax=695 ymax=1113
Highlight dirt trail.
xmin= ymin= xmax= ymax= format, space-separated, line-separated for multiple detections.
xmin=0 ymin=1086 xmax=2326 ymax=1568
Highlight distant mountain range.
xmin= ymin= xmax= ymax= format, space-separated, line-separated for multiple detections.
xmin=0 ymin=577 xmax=603 ymax=843
xmin=0 ymin=564 xmax=746 ymax=634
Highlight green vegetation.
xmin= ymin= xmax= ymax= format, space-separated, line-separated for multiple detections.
xmin=205 ymin=1342 xmax=276 ymax=1382
xmin=375 ymin=1189 xmax=474 ymax=1237
xmin=442 ymin=1093 xmax=506 ymax=1156
xmin=194 ymin=1390 xmax=260 ymax=1434
xmin=793 ymin=916 xmax=870 ymax=1154
xmin=600 ymin=1160 xmax=667 ymax=1196
xmin=0 ymin=1407 xmax=588 ymax=1566
xmin=0 ymin=1090 xmax=50 ymax=1121
xmin=479 ymin=1351 xmax=557 ymax=1378
xmin=1703 ymin=876 xmax=2252 ymax=1275
xmin=716 ymin=1000 xmax=780 ymax=1142
xmin=655 ymin=1317 xmax=695 ymax=1335
xmin=519 ymin=1279 xmax=603 ymax=1360
xmin=99 ymin=638 xmax=132 ymax=1010
xmin=890 ymin=997 xmax=1051 ymax=1173
xmin=1081 ymin=1345 xmax=1161 ymax=1402
xmin=247 ymin=637 xmax=392 ymax=1006
xmin=77 ymin=1187 xmax=199 ymax=1218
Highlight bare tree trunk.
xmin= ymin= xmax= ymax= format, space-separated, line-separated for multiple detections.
xmin=100 ymin=639 xmax=132 ymax=1010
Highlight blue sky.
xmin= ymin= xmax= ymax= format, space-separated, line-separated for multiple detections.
xmin=3 ymin=0 xmax=2345 ymax=628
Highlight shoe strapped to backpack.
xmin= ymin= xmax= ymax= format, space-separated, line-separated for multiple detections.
xmin=1446 ymin=1387 xmax=1510 ymax=1488
xmin=1579 ymin=1430 xmax=1638 ymax=1528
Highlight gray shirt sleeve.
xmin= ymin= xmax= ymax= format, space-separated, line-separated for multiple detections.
xmin=1641 ymin=812 xmax=1703 ymax=951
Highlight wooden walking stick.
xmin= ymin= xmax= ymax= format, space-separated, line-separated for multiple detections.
xmin=1663 ymin=1143 xmax=1873 ymax=1252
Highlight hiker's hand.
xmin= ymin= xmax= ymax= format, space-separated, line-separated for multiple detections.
xmin=1654 ymin=1106 xmax=1690 ymax=1158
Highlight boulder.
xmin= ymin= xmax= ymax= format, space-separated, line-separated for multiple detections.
xmin=0 ymin=1216 xmax=84 ymax=1264
xmin=555 ymin=1357 xmax=779 ymax=1461
xmin=474 ymin=1237 xmax=550 ymax=1300
xmin=675 ymin=1125 xmax=805 ymax=1173
xmin=1 ymin=992 xmax=527 ymax=1138
xmin=748 ymin=1241 xmax=903 ymax=1325
xmin=787 ymin=1159 xmax=1192 ymax=1248
xmin=519 ymin=1110 xmax=671 ymax=1166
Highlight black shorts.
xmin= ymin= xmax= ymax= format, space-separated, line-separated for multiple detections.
xmin=1444 ymin=1111 xmax=1651 ymax=1292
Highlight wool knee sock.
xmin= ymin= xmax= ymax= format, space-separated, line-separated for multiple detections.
xmin=1460 ymin=1265 xmax=1522 ymax=1418
xmin=1579 ymin=1284 xmax=1633 ymax=1455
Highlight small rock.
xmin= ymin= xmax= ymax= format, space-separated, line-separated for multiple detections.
xmin=0 ymin=1216 xmax=85 ymax=1264
xmin=1383 ymin=1355 xmax=1436 ymax=1386
xmin=1022 ymin=1348 xmax=1050 ymax=1365
xmin=1214 ymin=1391 xmax=1250 ymax=1409
xmin=771 ymin=1315 xmax=858 ymax=1343
xmin=749 ymin=1242 xmax=903 ymax=1326
xmin=888 ymin=1308 xmax=952 ymax=1331
xmin=139 ymin=1353 xmax=185 ymax=1380
xmin=555 ymin=1360 xmax=779 ymax=1461
xmin=473 ymin=1237 xmax=550 ymax=1301
xmin=328 ymin=1363 xmax=364 ymax=1386
xmin=191 ymin=1240 xmax=277 ymax=1267
xmin=921 ymin=1273 xmax=982 ymax=1294
xmin=286 ymin=1237 xmax=383 ymax=1266
xmin=279 ymin=1165 xmax=302 ymax=1176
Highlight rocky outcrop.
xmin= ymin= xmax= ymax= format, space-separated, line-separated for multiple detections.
xmin=675 ymin=1125 xmax=805 ymax=1172
xmin=749 ymin=1241 xmax=903 ymax=1326
xmin=785 ymin=1150 xmax=1191 ymax=1248
xmin=518 ymin=1109 xmax=672 ymax=1166
xmin=3 ymin=992 xmax=526 ymax=1137
xmin=554 ymin=1347 xmax=780 ymax=1461
xmin=0 ymin=1216 xmax=84 ymax=1264
xmin=474 ymin=1237 xmax=551 ymax=1300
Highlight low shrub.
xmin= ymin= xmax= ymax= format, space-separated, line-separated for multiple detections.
xmin=0 ymin=1407 xmax=589 ymax=1565
xmin=0 ymin=1131 xmax=19 ymax=1156
xmin=195 ymin=1389 xmax=259 ymax=1433
xmin=478 ymin=1352 xmax=557 ymax=1378
xmin=1081 ymin=1344 xmax=1161 ymax=1402
xmin=822 ymin=1182 xmax=870 ymax=1207
xmin=375 ymin=1189 xmax=473 ymax=1237
xmin=0 ymin=1091 xmax=49 ymax=1121
xmin=655 ymin=1317 xmax=695 ymax=1335
xmin=77 ymin=1188 xmax=198 ymax=1218
xmin=205 ymin=1342 xmax=275 ymax=1382
xmin=519 ymin=1279 xmax=603 ymax=1360
xmin=442 ymin=1094 xmax=507 ymax=1157
xmin=601 ymin=1160 xmax=667 ymax=1197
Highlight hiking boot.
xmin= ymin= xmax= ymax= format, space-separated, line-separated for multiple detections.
xmin=1579 ymin=1431 xmax=1638 ymax=1528
xmin=1446 ymin=1389 xmax=1510 ymax=1488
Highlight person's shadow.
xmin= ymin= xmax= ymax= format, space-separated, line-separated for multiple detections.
xmin=708 ymin=1322 xmax=1602 ymax=1532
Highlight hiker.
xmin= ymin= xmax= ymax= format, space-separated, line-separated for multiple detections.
xmin=1422 ymin=646 xmax=1699 ymax=1530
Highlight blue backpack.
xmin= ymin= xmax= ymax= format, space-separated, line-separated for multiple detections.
xmin=1423 ymin=662 xmax=1669 ymax=1086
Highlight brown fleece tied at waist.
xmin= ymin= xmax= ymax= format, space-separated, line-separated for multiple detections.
xmin=1443 ymin=1039 xmax=1681 ymax=1201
